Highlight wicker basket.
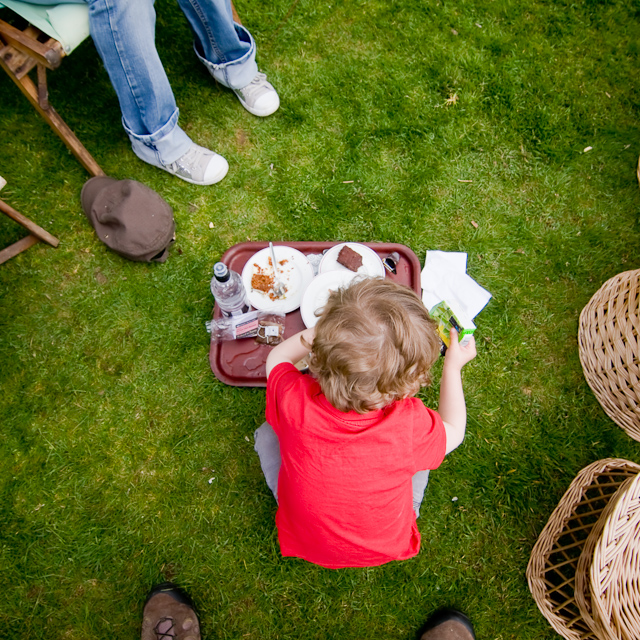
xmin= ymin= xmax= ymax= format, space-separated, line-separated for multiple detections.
xmin=574 ymin=472 xmax=640 ymax=639
xmin=527 ymin=459 xmax=640 ymax=640
xmin=578 ymin=269 xmax=640 ymax=441
xmin=590 ymin=472 xmax=640 ymax=640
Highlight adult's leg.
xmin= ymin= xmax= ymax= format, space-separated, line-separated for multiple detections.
xmin=178 ymin=0 xmax=279 ymax=116
xmin=177 ymin=0 xmax=257 ymax=89
xmin=86 ymin=0 xmax=192 ymax=165
xmin=254 ymin=422 xmax=281 ymax=502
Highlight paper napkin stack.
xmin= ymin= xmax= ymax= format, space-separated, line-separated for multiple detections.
xmin=421 ymin=250 xmax=492 ymax=320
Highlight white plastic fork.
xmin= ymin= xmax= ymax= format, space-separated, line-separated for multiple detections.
xmin=269 ymin=242 xmax=286 ymax=298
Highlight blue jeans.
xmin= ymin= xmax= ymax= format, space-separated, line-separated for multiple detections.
xmin=254 ymin=422 xmax=432 ymax=519
xmin=86 ymin=0 xmax=258 ymax=164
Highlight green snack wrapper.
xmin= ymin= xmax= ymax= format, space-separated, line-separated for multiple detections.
xmin=430 ymin=300 xmax=476 ymax=347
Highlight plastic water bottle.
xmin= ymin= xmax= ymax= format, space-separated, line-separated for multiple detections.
xmin=210 ymin=262 xmax=251 ymax=317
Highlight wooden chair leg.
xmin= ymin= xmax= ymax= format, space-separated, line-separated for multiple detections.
xmin=0 ymin=199 xmax=59 ymax=247
xmin=0 ymin=234 xmax=40 ymax=265
xmin=231 ymin=1 xmax=242 ymax=24
xmin=0 ymin=54 xmax=105 ymax=177
xmin=0 ymin=198 xmax=59 ymax=264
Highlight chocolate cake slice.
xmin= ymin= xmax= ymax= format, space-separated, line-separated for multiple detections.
xmin=337 ymin=245 xmax=363 ymax=272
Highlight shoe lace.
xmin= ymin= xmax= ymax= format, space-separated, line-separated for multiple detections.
xmin=239 ymin=72 xmax=269 ymax=100
xmin=169 ymin=146 xmax=199 ymax=170
xmin=163 ymin=145 xmax=206 ymax=180
xmin=154 ymin=616 xmax=177 ymax=639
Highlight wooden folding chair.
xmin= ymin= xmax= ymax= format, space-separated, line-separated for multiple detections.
xmin=0 ymin=1 xmax=104 ymax=176
xmin=0 ymin=176 xmax=59 ymax=264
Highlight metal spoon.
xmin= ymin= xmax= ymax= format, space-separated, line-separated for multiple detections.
xmin=269 ymin=242 xmax=286 ymax=298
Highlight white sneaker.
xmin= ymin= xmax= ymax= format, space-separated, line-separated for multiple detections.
xmin=233 ymin=72 xmax=280 ymax=117
xmin=158 ymin=143 xmax=229 ymax=185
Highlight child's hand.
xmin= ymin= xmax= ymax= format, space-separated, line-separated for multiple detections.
xmin=444 ymin=329 xmax=477 ymax=371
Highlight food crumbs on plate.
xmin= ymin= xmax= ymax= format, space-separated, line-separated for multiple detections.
xmin=251 ymin=267 xmax=274 ymax=293
xmin=251 ymin=261 xmax=287 ymax=300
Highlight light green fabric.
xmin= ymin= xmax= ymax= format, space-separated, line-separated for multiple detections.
xmin=0 ymin=1 xmax=89 ymax=53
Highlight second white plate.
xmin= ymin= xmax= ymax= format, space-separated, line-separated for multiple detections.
xmin=300 ymin=271 xmax=360 ymax=328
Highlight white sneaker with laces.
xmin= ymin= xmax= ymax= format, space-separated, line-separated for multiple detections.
xmin=157 ymin=143 xmax=229 ymax=186
xmin=233 ymin=72 xmax=280 ymax=117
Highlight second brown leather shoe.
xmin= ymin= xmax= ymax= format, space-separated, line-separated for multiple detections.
xmin=141 ymin=582 xmax=200 ymax=640
xmin=419 ymin=608 xmax=476 ymax=640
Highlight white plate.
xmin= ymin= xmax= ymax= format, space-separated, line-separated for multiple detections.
xmin=319 ymin=242 xmax=386 ymax=277
xmin=242 ymin=246 xmax=315 ymax=313
xmin=300 ymin=271 xmax=360 ymax=328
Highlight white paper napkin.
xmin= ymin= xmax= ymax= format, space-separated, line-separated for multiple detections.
xmin=421 ymin=251 xmax=492 ymax=319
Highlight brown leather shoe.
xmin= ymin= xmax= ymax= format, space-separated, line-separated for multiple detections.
xmin=141 ymin=582 xmax=201 ymax=640
xmin=418 ymin=608 xmax=475 ymax=640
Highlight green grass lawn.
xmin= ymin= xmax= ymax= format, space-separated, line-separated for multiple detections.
xmin=1 ymin=0 xmax=639 ymax=638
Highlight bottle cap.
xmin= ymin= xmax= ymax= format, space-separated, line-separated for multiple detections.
xmin=213 ymin=262 xmax=230 ymax=282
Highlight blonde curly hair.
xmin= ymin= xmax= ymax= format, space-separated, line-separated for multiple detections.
xmin=307 ymin=277 xmax=440 ymax=414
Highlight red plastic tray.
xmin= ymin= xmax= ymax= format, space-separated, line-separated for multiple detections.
xmin=209 ymin=242 xmax=422 ymax=387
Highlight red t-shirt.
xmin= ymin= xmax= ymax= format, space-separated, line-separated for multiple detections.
xmin=266 ymin=362 xmax=446 ymax=569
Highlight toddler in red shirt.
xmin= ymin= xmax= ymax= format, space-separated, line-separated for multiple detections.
xmin=255 ymin=277 xmax=476 ymax=568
